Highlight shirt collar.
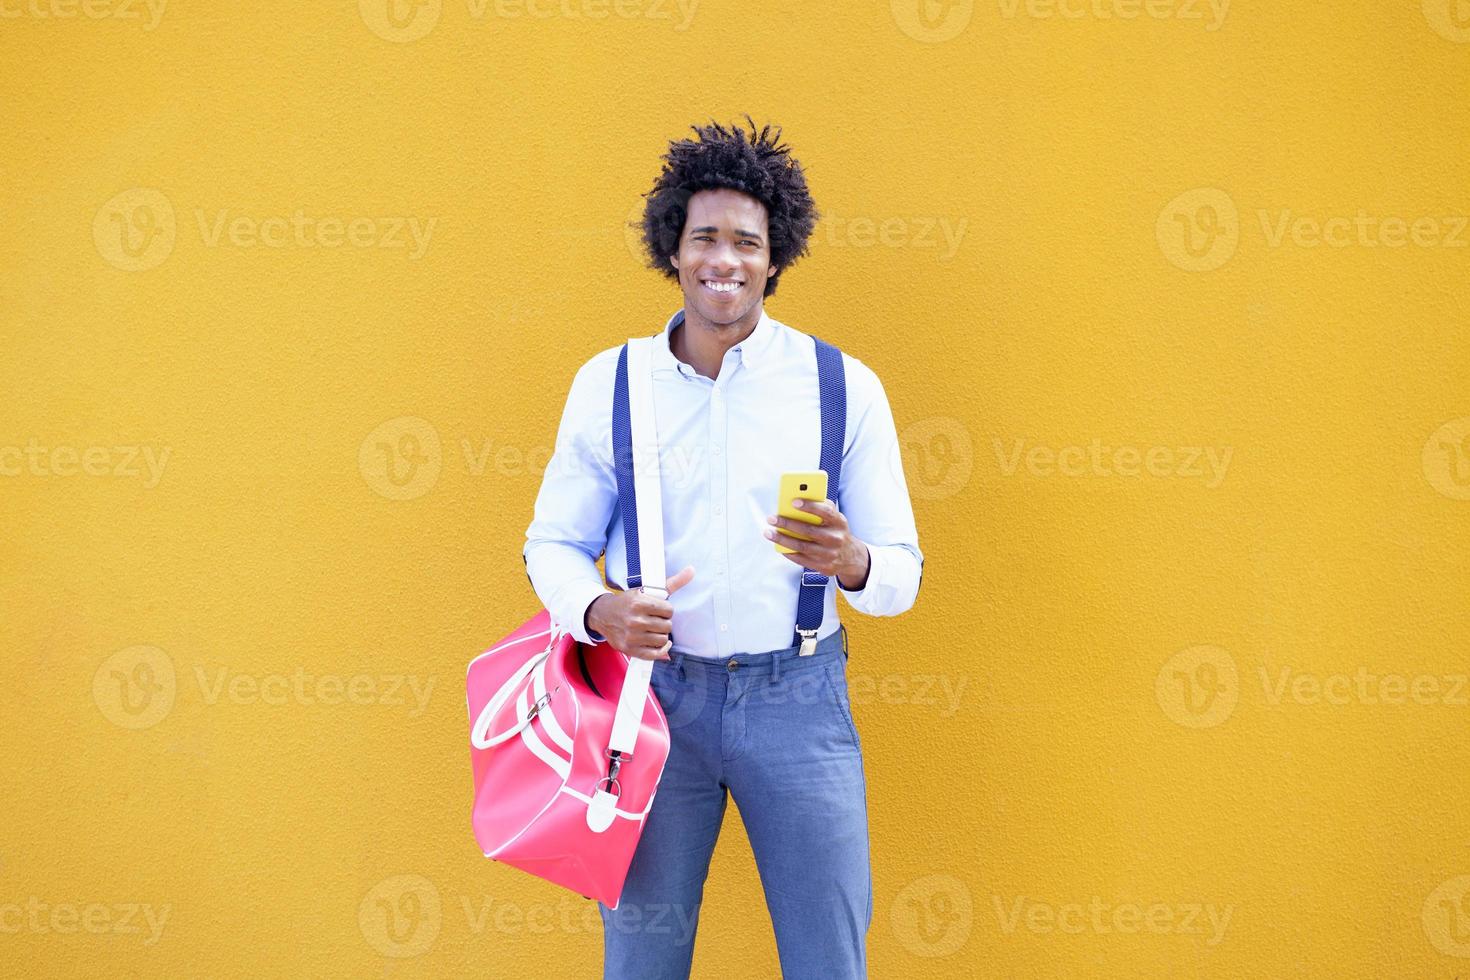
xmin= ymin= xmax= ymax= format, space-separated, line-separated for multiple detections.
xmin=653 ymin=307 xmax=779 ymax=377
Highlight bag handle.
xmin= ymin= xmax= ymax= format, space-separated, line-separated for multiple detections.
xmin=469 ymin=652 xmax=551 ymax=749
xmin=470 ymin=622 xmax=566 ymax=749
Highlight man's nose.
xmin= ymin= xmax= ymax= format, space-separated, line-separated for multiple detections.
xmin=705 ymin=239 xmax=740 ymax=271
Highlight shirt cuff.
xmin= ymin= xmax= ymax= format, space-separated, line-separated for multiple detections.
xmin=838 ymin=544 xmax=883 ymax=603
xmin=563 ymin=581 xmax=610 ymax=645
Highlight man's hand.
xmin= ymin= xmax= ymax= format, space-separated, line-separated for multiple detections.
xmin=765 ymin=499 xmax=871 ymax=591
xmin=585 ymin=565 xmax=696 ymax=661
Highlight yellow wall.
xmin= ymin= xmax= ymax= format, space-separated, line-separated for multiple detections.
xmin=3 ymin=1 xmax=1469 ymax=976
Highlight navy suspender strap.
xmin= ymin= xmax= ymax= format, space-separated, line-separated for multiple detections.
xmin=612 ymin=344 xmax=643 ymax=591
xmin=793 ymin=336 xmax=847 ymax=655
xmin=613 ymin=332 xmax=847 ymax=656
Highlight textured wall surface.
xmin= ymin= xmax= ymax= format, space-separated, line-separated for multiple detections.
xmin=3 ymin=1 xmax=1469 ymax=977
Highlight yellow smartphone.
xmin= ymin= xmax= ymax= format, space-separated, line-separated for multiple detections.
xmin=774 ymin=471 xmax=828 ymax=555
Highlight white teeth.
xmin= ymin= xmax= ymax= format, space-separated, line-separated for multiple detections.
xmin=704 ymin=281 xmax=740 ymax=293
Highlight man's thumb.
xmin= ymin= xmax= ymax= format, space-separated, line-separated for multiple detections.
xmin=665 ymin=564 xmax=696 ymax=595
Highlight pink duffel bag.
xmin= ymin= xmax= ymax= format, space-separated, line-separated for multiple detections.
xmin=466 ymin=609 xmax=670 ymax=907
xmin=466 ymin=335 xmax=672 ymax=908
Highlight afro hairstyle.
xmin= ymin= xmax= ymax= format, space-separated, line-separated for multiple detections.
xmin=636 ymin=115 xmax=819 ymax=298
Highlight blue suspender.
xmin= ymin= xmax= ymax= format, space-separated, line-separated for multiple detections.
xmin=793 ymin=337 xmax=846 ymax=654
xmin=611 ymin=343 xmax=645 ymax=591
xmin=611 ymin=330 xmax=847 ymax=656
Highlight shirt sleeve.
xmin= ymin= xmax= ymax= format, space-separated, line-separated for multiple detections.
xmin=834 ymin=362 xmax=924 ymax=616
xmin=523 ymin=356 xmax=618 ymax=644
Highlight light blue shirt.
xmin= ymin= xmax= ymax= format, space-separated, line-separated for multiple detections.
xmin=523 ymin=308 xmax=924 ymax=658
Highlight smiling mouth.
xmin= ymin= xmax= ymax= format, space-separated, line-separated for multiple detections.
xmin=701 ymin=280 xmax=742 ymax=295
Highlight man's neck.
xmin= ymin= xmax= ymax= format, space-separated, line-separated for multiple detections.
xmin=671 ymin=304 xmax=763 ymax=381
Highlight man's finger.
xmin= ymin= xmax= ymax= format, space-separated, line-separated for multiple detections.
xmin=771 ymin=528 xmax=812 ymax=553
xmin=641 ymin=601 xmax=674 ymax=620
xmin=794 ymin=497 xmax=839 ymax=521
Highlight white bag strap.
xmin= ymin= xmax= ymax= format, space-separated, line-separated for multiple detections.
xmin=589 ymin=335 xmax=665 ymax=832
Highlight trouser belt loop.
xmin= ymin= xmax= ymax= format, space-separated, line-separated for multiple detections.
xmin=770 ymin=648 xmax=783 ymax=685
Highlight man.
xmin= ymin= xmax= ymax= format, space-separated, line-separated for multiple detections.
xmin=522 ymin=117 xmax=923 ymax=979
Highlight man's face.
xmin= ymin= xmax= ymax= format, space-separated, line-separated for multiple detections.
xmin=669 ymin=188 xmax=776 ymax=325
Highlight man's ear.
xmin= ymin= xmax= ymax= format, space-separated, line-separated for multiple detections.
xmin=670 ymin=254 xmax=680 ymax=270
xmin=766 ymin=265 xmax=777 ymax=279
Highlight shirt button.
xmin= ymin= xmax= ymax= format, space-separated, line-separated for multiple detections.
xmin=713 ymin=506 xmax=722 ymax=515
xmin=713 ymin=447 xmax=721 ymax=455
xmin=719 ymin=624 xmax=728 ymax=631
